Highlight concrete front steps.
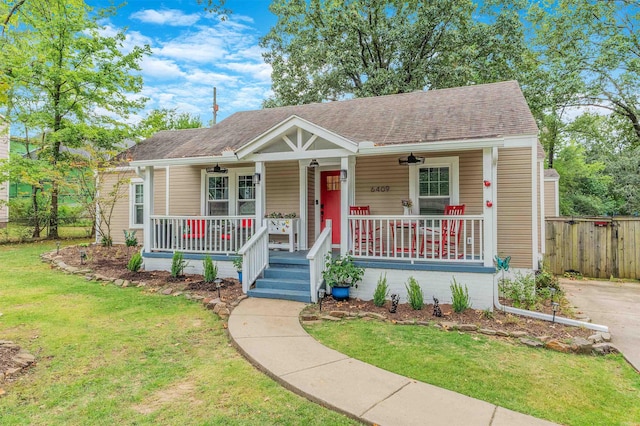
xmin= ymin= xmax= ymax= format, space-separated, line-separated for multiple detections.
xmin=247 ymin=258 xmax=311 ymax=303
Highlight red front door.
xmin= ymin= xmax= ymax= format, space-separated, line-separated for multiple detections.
xmin=320 ymin=171 xmax=341 ymax=245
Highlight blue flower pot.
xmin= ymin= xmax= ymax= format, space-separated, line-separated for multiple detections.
xmin=331 ymin=286 xmax=350 ymax=301
xmin=237 ymin=271 xmax=243 ymax=283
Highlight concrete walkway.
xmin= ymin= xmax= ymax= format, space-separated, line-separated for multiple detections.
xmin=561 ymin=278 xmax=640 ymax=372
xmin=228 ymin=298 xmax=556 ymax=426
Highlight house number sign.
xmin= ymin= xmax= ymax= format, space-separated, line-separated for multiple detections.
xmin=370 ymin=186 xmax=391 ymax=192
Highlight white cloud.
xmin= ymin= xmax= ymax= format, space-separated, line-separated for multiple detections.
xmin=130 ymin=9 xmax=201 ymax=26
xmin=220 ymin=62 xmax=272 ymax=83
xmin=141 ymin=57 xmax=185 ymax=79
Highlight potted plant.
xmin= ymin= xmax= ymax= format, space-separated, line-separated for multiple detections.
xmin=232 ymin=255 xmax=243 ymax=282
xmin=322 ymin=253 xmax=365 ymax=301
xmin=402 ymin=199 xmax=413 ymax=215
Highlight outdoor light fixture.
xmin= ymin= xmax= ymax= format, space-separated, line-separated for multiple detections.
xmin=318 ymin=288 xmax=326 ymax=311
xmin=56 ymin=241 xmax=61 ymax=254
xmin=398 ymin=152 xmax=425 ymax=165
xmin=309 ymin=158 xmax=319 ymax=168
xmin=340 ymin=169 xmax=348 ymax=182
xmin=79 ymin=249 xmax=87 ymax=265
xmin=549 ymin=287 xmax=556 ymax=302
xmin=551 ymin=301 xmax=559 ymax=323
xmin=214 ymin=278 xmax=223 ymax=298
xmin=206 ymin=164 xmax=228 ymax=174
xmin=254 ymin=172 xmax=261 ymax=183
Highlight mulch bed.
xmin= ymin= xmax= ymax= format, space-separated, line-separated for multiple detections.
xmin=308 ymin=296 xmax=593 ymax=341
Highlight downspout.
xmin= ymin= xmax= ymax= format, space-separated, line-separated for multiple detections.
xmin=493 ymin=277 xmax=608 ymax=332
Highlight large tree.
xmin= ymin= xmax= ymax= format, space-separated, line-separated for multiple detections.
xmin=528 ymin=0 xmax=640 ymax=146
xmin=137 ymin=108 xmax=203 ymax=139
xmin=0 ymin=0 xmax=149 ymax=238
xmin=261 ymin=0 xmax=528 ymax=106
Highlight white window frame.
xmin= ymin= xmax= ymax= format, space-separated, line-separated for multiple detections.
xmin=129 ymin=178 xmax=144 ymax=229
xmin=409 ymin=156 xmax=459 ymax=214
xmin=200 ymin=167 xmax=255 ymax=216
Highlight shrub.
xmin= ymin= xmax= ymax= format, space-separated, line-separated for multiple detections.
xmin=450 ymin=277 xmax=471 ymax=313
xmin=498 ymin=272 xmax=536 ymax=309
xmin=203 ymin=255 xmax=218 ymax=283
xmin=232 ymin=255 xmax=243 ymax=272
xmin=405 ymin=277 xmax=423 ymax=310
xmin=101 ymin=235 xmax=113 ymax=247
xmin=373 ymin=273 xmax=389 ymax=307
xmin=123 ymin=230 xmax=138 ymax=247
xmin=171 ymin=251 xmax=188 ymax=278
xmin=127 ymin=251 xmax=143 ymax=272
xmin=322 ymin=253 xmax=364 ymax=288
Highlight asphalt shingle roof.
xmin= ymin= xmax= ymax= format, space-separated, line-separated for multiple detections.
xmin=127 ymin=80 xmax=539 ymax=162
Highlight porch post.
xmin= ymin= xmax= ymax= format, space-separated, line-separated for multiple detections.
xmin=143 ymin=166 xmax=155 ymax=254
xmin=482 ymin=148 xmax=498 ymax=267
xmin=298 ymin=160 xmax=308 ymax=250
xmin=255 ymin=161 xmax=265 ymax=227
xmin=340 ymin=156 xmax=350 ymax=255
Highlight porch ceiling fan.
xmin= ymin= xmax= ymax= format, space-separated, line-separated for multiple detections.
xmin=206 ymin=163 xmax=228 ymax=174
xmin=398 ymin=152 xmax=425 ymax=165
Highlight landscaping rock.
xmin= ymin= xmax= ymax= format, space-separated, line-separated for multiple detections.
xmin=213 ymin=302 xmax=228 ymax=314
xmin=114 ymin=279 xmax=124 ymax=287
xmin=4 ymin=367 xmax=21 ymax=377
xmin=57 ymin=261 xmax=68 ymax=269
xmin=545 ymin=340 xmax=571 ymax=353
xmin=588 ymin=333 xmax=604 ymax=344
xmin=479 ymin=328 xmax=496 ymax=335
xmin=571 ymin=337 xmax=593 ymax=354
xmin=203 ymin=297 xmax=221 ymax=307
xmin=137 ymin=282 xmax=147 ymax=288
xmin=417 ymin=321 xmax=430 ymax=326
xmin=520 ymin=338 xmax=543 ymax=348
xmin=172 ymin=291 xmax=183 ymax=297
xmin=11 ymin=351 xmax=35 ymax=367
xmin=161 ymin=288 xmax=173 ymax=295
xmin=217 ymin=308 xmax=231 ymax=319
xmin=439 ymin=321 xmax=458 ymax=330
xmin=301 ymin=314 xmax=319 ymax=321
xmin=122 ymin=280 xmax=130 ymax=288
xmin=365 ymin=312 xmax=386 ymax=320
xmin=458 ymin=324 xmax=478 ymax=332
xmin=66 ymin=266 xmax=79 ymax=274
xmin=495 ymin=330 xmax=509 ymax=337
xmin=301 ymin=320 xmax=323 ymax=326
xmin=329 ymin=311 xmax=348 ymax=318
xmin=321 ymin=315 xmax=342 ymax=321
xmin=509 ymin=331 xmax=527 ymax=338
xmin=592 ymin=343 xmax=619 ymax=355
xmin=236 ymin=295 xmax=248 ymax=302
xmin=601 ymin=332 xmax=612 ymax=342
xmin=395 ymin=320 xmax=415 ymax=325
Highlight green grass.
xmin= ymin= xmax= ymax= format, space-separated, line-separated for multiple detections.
xmin=0 ymin=241 xmax=358 ymax=425
xmin=0 ymin=223 xmax=92 ymax=243
xmin=306 ymin=320 xmax=640 ymax=426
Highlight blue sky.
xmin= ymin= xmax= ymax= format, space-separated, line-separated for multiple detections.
xmin=90 ymin=1 xmax=278 ymax=125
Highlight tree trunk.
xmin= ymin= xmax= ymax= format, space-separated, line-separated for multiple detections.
xmin=31 ymin=186 xmax=41 ymax=238
xmin=49 ymin=181 xmax=59 ymax=239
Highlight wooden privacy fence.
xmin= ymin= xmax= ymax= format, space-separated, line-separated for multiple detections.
xmin=545 ymin=217 xmax=640 ymax=279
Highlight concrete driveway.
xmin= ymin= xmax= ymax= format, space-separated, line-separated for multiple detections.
xmin=561 ymin=278 xmax=640 ymax=372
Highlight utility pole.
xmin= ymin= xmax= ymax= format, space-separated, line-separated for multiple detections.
xmin=212 ymin=86 xmax=218 ymax=126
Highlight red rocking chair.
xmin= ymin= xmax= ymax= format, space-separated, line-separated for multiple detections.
xmin=421 ymin=204 xmax=466 ymax=259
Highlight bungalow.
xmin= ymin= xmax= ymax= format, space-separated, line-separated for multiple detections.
xmin=103 ymin=80 xmax=549 ymax=310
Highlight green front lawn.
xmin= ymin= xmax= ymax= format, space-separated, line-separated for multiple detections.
xmin=305 ymin=320 xmax=640 ymax=426
xmin=0 ymin=241 xmax=358 ymax=425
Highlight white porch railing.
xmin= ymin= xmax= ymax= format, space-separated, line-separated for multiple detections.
xmin=307 ymin=219 xmax=332 ymax=303
xmin=238 ymin=226 xmax=269 ymax=293
xmin=149 ymin=215 xmax=256 ymax=254
xmin=348 ymin=214 xmax=484 ymax=262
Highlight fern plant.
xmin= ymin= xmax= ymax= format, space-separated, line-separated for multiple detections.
xmin=450 ymin=277 xmax=471 ymax=313
xmin=171 ymin=251 xmax=188 ymax=278
xmin=405 ymin=276 xmax=423 ymax=310
xmin=373 ymin=273 xmax=389 ymax=307
xmin=127 ymin=252 xmax=143 ymax=272
xmin=203 ymin=255 xmax=218 ymax=283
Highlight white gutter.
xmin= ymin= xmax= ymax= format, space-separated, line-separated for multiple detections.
xmin=493 ymin=277 xmax=609 ymax=333
xmin=130 ymin=153 xmax=236 ymax=168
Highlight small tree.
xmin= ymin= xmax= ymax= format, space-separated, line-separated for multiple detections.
xmin=171 ymin=251 xmax=188 ymax=278
xmin=127 ymin=251 xmax=143 ymax=273
xmin=203 ymin=255 xmax=218 ymax=283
